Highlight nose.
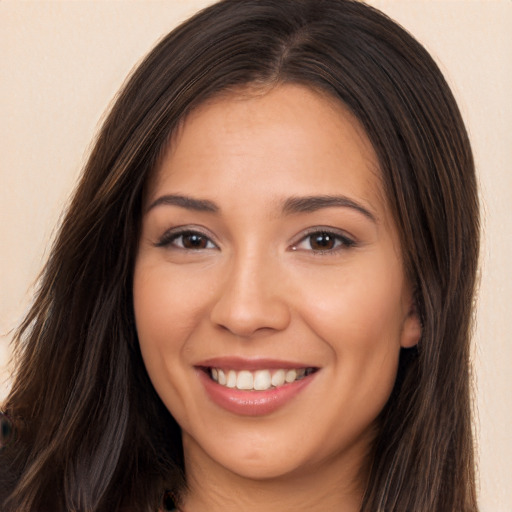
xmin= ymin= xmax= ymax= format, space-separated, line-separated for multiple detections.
xmin=209 ymin=253 xmax=291 ymax=338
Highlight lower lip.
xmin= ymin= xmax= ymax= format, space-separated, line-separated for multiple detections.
xmin=198 ymin=370 xmax=316 ymax=416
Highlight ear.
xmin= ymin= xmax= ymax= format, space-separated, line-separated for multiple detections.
xmin=400 ymin=300 xmax=422 ymax=348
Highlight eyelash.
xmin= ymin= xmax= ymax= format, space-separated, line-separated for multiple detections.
xmin=155 ymin=229 xmax=217 ymax=250
xmin=155 ymin=227 xmax=356 ymax=254
xmin=291 ymin=229 xmax=356 ymax=254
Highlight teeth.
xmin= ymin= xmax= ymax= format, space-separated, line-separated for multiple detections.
xmin=285 ymin=369 xmax=297 ymax=383
xmin=253 ymin=370 xmax=271 ymax=390
xmin=209 ymin=367 xmax=314 ymax=391
xmin=271 ymin=369 xmax=285 ymax=387
xmin=227 ymin=370 xmax=237 ymax=388
xmin=236 ymin=371 xmax=253 ymax=390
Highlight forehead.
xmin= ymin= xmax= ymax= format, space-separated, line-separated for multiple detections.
xmin=149 ymin=84 xmax=387 ymax=219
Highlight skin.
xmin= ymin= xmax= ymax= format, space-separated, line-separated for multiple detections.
xmin=133 ymin=84 xmax=421 ymax=512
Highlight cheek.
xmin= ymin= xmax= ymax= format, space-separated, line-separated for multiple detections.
xmin=294 ymin=257 xmax=406 ymax=402
xmin=132 ymin=265 xmax=190 ymax=402
xmin=301 ymin=265 xmax=406 ymax=348
xmin=133 ymin=263 xmax=209 ymax=350
xmin=132 ymin=264 xmax=206 ymax=421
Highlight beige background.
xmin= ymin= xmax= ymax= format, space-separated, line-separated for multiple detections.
xmin=1 ymin=1 xmax=510 ymax=509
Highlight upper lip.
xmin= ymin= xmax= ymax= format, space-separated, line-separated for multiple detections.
xmin=195 ymin=356 xmax=318 ymax=371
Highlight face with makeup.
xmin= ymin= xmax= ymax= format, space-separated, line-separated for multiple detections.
xmin=133 ymin=84 xmax=421 ymax=492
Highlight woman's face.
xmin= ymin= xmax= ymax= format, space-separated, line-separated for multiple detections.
xmin=133 ymin=84 xmax=421 ymax=483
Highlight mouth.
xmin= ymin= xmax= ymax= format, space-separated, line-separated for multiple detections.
xmin=204 ymin=367 xmax=317 ymax=391
xmin=196 ymin=360 xmax=319 ymax=416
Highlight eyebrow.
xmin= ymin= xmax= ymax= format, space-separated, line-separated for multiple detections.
xmin=147 ymin=194 xmax=219 ymax=213
xmin=282 ymin=195 xmax=377 ymax=222
xmin=146 ymin=193 xmax=376 ymax=222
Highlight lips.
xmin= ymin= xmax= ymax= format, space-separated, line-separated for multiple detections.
xmin=196 ymin=358 xmax=319 ymax=416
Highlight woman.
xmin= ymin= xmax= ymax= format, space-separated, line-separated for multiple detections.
xmin=0 ymin=1 xmax=479 ymax=511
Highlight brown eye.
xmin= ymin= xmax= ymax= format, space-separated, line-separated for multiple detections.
xmin=291 ymin=229 xmax=355 ymax=254
xmin=181 ymin=233 xmax=210 ymax=249
xmin=309 ymin=232 xmax=337 ymax=251
xmin=156 ymin=229 xmax=217 ymax=250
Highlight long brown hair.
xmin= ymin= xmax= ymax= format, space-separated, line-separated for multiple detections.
xmin=1 ymin=1 xmax=479 ymax=510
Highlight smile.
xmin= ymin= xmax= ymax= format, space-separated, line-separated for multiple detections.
xmin=198 ymin=363 xmax=319 ymax=416
xmin=209 ymin=367 xmax=316 ymax=391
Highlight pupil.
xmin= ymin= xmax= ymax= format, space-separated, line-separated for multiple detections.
xmin=311 ymin=233 xmax=335 ymax=250
xmin=184 ymin=234 xmax=206 ymax=249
